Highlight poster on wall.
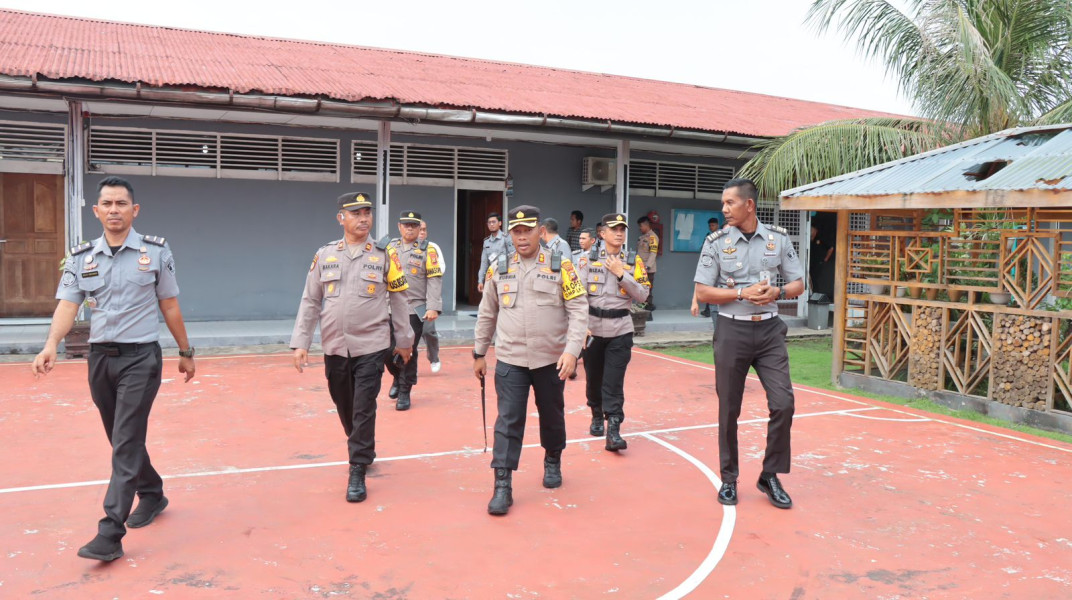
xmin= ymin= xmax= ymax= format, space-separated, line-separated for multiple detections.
xmin=670 ymin=209 xmax=725 ymax=252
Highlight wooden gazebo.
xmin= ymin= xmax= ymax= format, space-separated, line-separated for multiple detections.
xmin=781 ymin=125 xmax=1072 ymax=433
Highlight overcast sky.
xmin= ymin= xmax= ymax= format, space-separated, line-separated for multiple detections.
xmin=12 ymin=0 xmax=917 ymax=117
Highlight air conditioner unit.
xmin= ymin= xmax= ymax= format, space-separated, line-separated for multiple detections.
xmin=583 ymin=157 xmax=616 ymax=186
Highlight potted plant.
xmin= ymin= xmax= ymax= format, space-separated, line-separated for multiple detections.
xmin=862 ymin=255 xmax=890 ymax=295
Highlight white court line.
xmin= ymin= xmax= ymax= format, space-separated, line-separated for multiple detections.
xmin=641 ymin=433 xmax=734 ymax=600
xmin=631 ymin=348 xmax=1072 ymax=454
xmin=837 ymin=412 xmax=932 ymax=422
xmin=0 ymin=406 xmax=879 ymax=496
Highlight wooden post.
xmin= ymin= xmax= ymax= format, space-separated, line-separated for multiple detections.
xmin=832 ymin=210 xmax=850 ymax=385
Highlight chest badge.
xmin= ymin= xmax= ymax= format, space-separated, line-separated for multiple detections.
xmin=326 ymin=256 xmax=338 ymax=263
xmin=138 ymin=255 xmax=151 ymax=265
xmin=85 ymin=254 xmax=95 ymax=264
xmin=502 ymin=284 xmax=511 ymax=292
xmin=368 ymin=255 xmax=380 ymax=263
xmin=722 ymin=247 xmax=737 ymax=255
xmin=766 ymin=242 xmax=776 ymax=251
xmin=83 ymin=262 xmax=98 ymax=271
xmin=411 ymin=267 xmax=419 ymax=274
xmin=502 ymin=294 xmax=512 ymax=306
xmin=590 ymin=284 xmax=598 ymax=293
xmin=86 ymin=297 xmax=98 ymax=308
xmin=367 ymin=284 xmax=376 ymax=294
xmin=736 ymin=262 xmax=743 ymax=269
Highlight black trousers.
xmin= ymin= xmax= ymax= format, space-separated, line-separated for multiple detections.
xmin=422 ymin=319 xmax=440 ymax=364
xmin=583 ymin=332 xmax=633 ymax=421
xmin=325 ymin=349 xmax=389 ymax=465
xmin=87 ymin=342 xmax=164 ymax=541
xmin=386 ymin=314 xmax=423 ymax=392
xmin=713 ymin=317 xmax=795 ymax=482
xmin=646 ymin=272 xmax=656 ymax=309
xmin=491 ymin=361 xmax=567 ymax=470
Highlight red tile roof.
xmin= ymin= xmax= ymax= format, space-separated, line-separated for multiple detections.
xmin=0 ymin=9 xmax=898 ymax=138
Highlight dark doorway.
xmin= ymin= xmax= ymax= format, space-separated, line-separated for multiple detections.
xmin=810 ymin=211 xmax=837 ymax=298
xmin=456 ymin=189 xmax=504 ymax=307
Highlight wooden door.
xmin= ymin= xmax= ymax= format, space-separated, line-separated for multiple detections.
xmin=0 ymin=174 xmax=65 ymax=317
xmin=461 ymin=190 xmax=504 ymax=306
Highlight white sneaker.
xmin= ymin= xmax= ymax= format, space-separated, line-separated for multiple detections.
xmin=430 ymin=361 xmax=442 ymax=373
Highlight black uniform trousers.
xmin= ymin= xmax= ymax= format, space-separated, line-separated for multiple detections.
xmin=583 ymin=332 xmax=633 ymax=421
xmin=713 ymin=316 xmax=795 ymax=482
xmin=87 ymin=342 xmax=164 ymax=542
xmin=386 ymin=314 xmax=423 ymax=392
xmin=491 ymin=361 xmax=567 ymax=470
xmin=646 ymin=272 xmax=656 ymax=309
xmin=325 ymin=349 xmax=389 ymax=465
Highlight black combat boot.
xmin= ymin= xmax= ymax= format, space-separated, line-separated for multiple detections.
xmin=396 ymin=389 xmax=411 ymax=411
xmin=543 ymin=450 xmax=562 ymax=489
xmin=606 ymin=416 xmax=628 ymax=452
xmin=487 ymin=468 xmax=513 ymax=515
xmin=346 ymin=464 xmax=367 ymax=502
xmin=589 ymin=407 xmax=605 ymax=436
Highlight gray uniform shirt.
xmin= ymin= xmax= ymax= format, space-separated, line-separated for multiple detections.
xmin=578 ymin=249 xmax=651 ymax=337
xmin=543 ymin=234 xmax=572 ymax=261
xmin=290 ymin=238 xmax=414 ymax=356
xmin=693 ymin=221 xmax=805 ymax=317
xmin=474 ymin=250 xmax=588 ymax=368
xmin=391 ymin=238 xmax=444 ymax=314
xmin=478 ymin=231 xmax=514 ymax=285
xmin=56 ymin=228 xmax=180 ymax=344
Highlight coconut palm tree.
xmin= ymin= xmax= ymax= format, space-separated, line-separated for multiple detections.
xmin=741 ymin=0 xmax=1072 ymax=197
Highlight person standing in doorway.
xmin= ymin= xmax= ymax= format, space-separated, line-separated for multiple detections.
xmin=693 ymin=178 xmax=805 ymax=509
xmin=565 ymin=210 xmax=584 ymax=253
xmin=477 ymin=213 xmax=513 ymax=295
xmin=636 ymin=216 xmax=659 ymax=314
xmin=418 ymin=220 xmax=446 ymax=374
xmin=473 ymin=205 xmax=588 ymax=516
xmin=385 ymin=210 xmax=443 ymax=410
xmin=291 ymin=192 xmax=413 ymax=503
xmin=32 ymin=176 xmax=196 ymax=562
xmin=577 ymin=213 xmax=650 ymax=447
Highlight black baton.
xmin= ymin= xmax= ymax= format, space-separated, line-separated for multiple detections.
xmin=479 ymin=375 xmax=488 ymax=452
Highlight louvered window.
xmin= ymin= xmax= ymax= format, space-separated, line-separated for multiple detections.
xmin=630 ymin=159 xmax=734 ymax=200
xmin=351 ymin=141 xmax=508 ymax=190
xmin=88 ymin=126 xmax=339 ymax=182
xmin=0 ymin=121 xmax=66 ymax=174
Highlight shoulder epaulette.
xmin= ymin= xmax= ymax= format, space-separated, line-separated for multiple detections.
xmin=70 ymin=241 xmax=93 ymax=256
xmin=705 ymin=228 xmax=729 ymax=244
xmin=768 ymin=225 xmax=789 ymax=236
xmin=626 ymin=251 xmax=637 ymax=266
xmin=375 ymin=235 xmax=391 ymax=250
xmin=143 ymin=235 xmax=166 ymax=247
xmin=497 ymin=253 xmax=510 ymax=274
xmin=418 ymin=239 xmax=428 ymax=251
xmin=550 ymin=252 xmax=562 ymax=272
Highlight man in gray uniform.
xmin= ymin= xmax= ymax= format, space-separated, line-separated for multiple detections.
xmin=32 ymin=176 xmax=196 ymax=562
xmin=540 ymin=217 xmax=573 ymax=259
xmin=477 ymin=212 xmax=513 ymax=294
xmin=385 ymin=210 xmax=444 ymax=410
xmin=693 ymin=178 xmax=804 ymax=509
xmin=473 ymin=205 xmax=588 ymax=516
xmin=577 ymin=213 xmax=651 ymax=448
xmin=291 ymin=192 xmax=413 ymax=503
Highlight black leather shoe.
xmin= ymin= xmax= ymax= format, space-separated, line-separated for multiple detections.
xmin=717 ymin=481 xmax=738 ymax=505
xmin=589 ymin=407 xmax=604 ymax=436
xmin=388 ymin=381 xmax=399 ymax=399
xmin=487 ymin=468 xmax=513 ymax=515
xmin=605 ymin=416 xmax=627 ymax=451
xmin=346 ymin=464 xmax=367 ymax=503
xmin=757 ymin=474 xmax=793 ymax=509
xmin=543 ymin=450 xmax=562 ymax=489
xmin=77 ymin=534 xmax=123 ymax=562
xmin=395 ymin=390 xmax=411 ymax=411
xmin=126 ymin=494 xmax=168 ymax=528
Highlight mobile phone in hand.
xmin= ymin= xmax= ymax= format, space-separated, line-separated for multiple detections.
xmin=759 ymin=270 xmax=771 ymax=285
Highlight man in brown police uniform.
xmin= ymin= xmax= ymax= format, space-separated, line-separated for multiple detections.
xmin=385 ymin=210 xmax=443 ymax=410
xmin=291 ymin=192 xmax=413 ymax=503
xmin=577 ymin=212 xmax=651 ymax=449
xmin=473 ymin=205 xmax=588 ymax=516
xmin=636 ymin=215 xmax=659 ymax=313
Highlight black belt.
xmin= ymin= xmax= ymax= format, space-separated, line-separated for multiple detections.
xmin=589 ymin=306 xmax=631 ymax=319
xmin=90 ymin=342 xmax=158 ymax=356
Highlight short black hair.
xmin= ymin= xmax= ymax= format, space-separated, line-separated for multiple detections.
xmin=542 ymin=217 xmax=559 ymax=233
xmin=570 ymin=210 xmax=584 ymax=222
xmin=637 ymin=216 xmax=650 ymax=225
xmin=724 ymin=177 xmax=758 ymax=202
xmin=708 ymin=217 xmax=719 ymax=225
xmin=488 ymin=212 xmax=501 ymax=221
xmin=98 ymin=176 xmax=134 ymax=200
xmin=580 ymin=227 xmax=594 ymax=236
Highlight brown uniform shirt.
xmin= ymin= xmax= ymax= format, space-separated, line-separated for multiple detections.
xmin=637 ymin=230 xmax=659 ymax=273
xmin=390 ymin=238 xmax=444 ymax=314
xmin=290 ymin=238 xmax=414 ymax=356
xmin=578 ymin=249 xmax=651 ymax=337
xmin=474 ymin=251 xmax=588 ymax=368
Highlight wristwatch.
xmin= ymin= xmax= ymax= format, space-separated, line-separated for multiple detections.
xmin=778 ymin=287 xmax=786 ymax=300
xmin=178 ymin=346 xmax=196 ymax=358
xmin=736 ymin=287 xmax=743 ymax=301
xmin=473 ymin=350 xmax=485 ymax=359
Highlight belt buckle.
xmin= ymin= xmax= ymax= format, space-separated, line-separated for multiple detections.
xmin=751 ymin=315 xmax=763 ymax=322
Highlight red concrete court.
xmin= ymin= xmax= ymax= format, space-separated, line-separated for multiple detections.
xmin=1 ymin=346 xmax=1070 ymax=599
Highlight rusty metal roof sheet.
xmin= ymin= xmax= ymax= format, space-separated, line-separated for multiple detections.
xmin=0 ymin=9 xmax=898 ymax=138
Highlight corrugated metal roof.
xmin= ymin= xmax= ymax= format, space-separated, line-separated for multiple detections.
xmin=782 ymin=124 xmax=1072 ymax=199
xmin=0 ymin=9 xmax=898 ymax=138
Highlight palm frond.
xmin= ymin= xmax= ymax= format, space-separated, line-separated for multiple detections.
xmin=1034 ymin=98 xmax=1072 ymax=126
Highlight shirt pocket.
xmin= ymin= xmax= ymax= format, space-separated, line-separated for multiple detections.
xmin=321 ymin=270 xmax=342 ymax=298
xmin=720 ymin=258 xmax=749 ymax=281
xmin=77 ymin=274 xmax=106 ymax=294
xmin=131 ymin=270 xmax=156 ymax=288
xmin=533 ymin=277 xmax=562 ymax=306
xmin=359 ymin=271 xmax=380 ymax=298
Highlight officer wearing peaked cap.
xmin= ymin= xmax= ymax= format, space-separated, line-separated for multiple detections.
xmin=385 ymin=210 xmax=443 ymax=410
xmin=693 ymin=178 xmax=805 ymax=510
xmin=290 ymin=191 xmax=414 ymax=504
xmin=473 ymin=205 xmax=588 ymax=515
xmin=577 ymin=212 xmax=651 ymax=450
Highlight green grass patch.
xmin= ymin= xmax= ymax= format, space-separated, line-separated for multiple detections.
xmin=652 ymin=337 xmax=1072 ymax=445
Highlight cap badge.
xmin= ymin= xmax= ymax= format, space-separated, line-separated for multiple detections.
xmin=408 ymin=212 xmax=414 ymax=218
xmin=617 ymin=214 xmax=623 ymax=220
xmin=516 ymin=211 xmax=525 ymax=218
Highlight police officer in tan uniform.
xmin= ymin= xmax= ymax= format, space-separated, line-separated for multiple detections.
xmin=577 ymin=213 xmax=651 ymax=449
xmin=291 ymin=192 xmax=413 ymax=503
xmin=473 ymin=205 xmax=588 ymax=516
xmin=385 ymin=210 xmax=443 ymax=411
xmin=636 ymin=215 xmax=659 ymax=313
